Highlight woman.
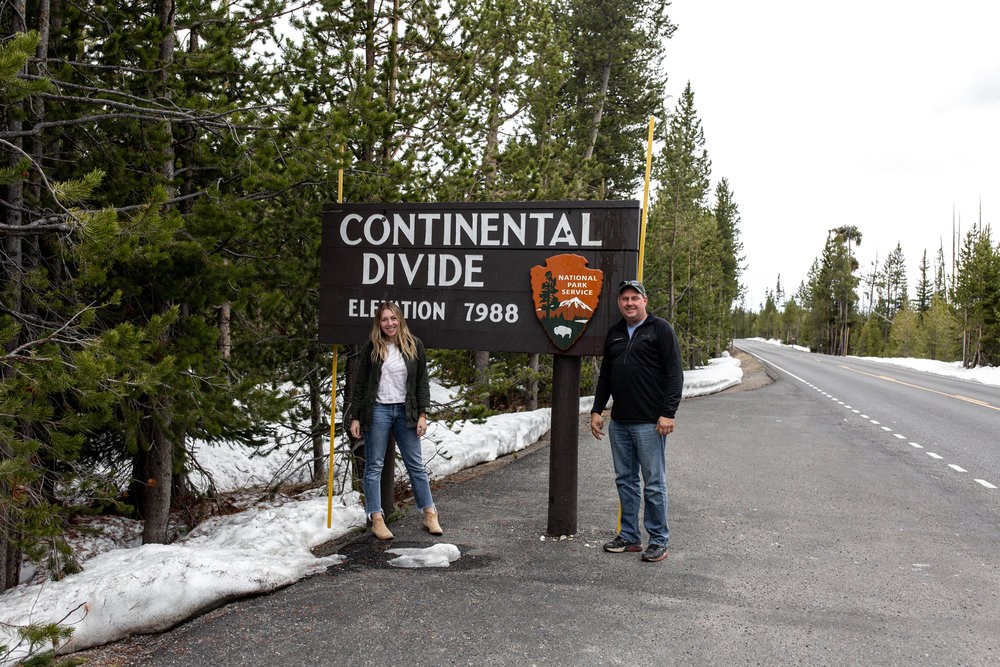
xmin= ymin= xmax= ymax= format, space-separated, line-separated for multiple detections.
xmin=347 ymin=302 xmax=442 ymax=540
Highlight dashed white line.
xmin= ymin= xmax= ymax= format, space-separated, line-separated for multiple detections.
xmin=909 ymin=442 xmax=924 ymax=449
xmin=976 ymin=479 xmax=998 ymax=489
xmin=893 ymin=433 xmax=906 ymax=440
xmin=948 ymin=464 xmax=968 ymax=473
xmin=927 ymin=452 xmax=943 ymax=460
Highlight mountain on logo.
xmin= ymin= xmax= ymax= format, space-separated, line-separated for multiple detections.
xmin=554 ymin=296 xmax=594 ymax=320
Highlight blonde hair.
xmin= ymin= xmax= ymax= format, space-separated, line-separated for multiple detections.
xmin=369 ymin=302 xmax=418 ymax=361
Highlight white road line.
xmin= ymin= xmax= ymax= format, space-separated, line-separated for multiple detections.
xmin=870 ymin=419 xmax=880 ymax=424
xmin=927 ymin=452 xmax=943 ymax=460
xmin=975 ymin=479 xmax=997 ymax=489
xmin=893 ymin=433 xmax=906 ymax=440
xmin=909 ymin=442 xmax=923 ymax=449
xmin=881 ymin=426 xmax=892 ymax=432
xmin=948 ymin=464 xmax=968 ymax=473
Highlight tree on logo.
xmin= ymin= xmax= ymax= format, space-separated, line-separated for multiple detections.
xmin=538 ymin=271 xmax=560 ymax=317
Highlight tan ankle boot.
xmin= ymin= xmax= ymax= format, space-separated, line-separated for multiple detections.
xmin=423 ymin=508 xmax=443 ymax=535
xmin=371 ymin=513 xmax=393 ymax=540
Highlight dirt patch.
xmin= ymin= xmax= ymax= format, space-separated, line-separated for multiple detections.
xmin=718 ymin=347 xmax=774 ymax=393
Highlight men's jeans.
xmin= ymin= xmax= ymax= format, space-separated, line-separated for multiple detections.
xmin=363 ymin=402 xmax=435 ymax=516
xmin=608 ymin=420 xmax=668 ymax=546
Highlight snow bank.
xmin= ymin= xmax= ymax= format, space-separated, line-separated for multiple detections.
xmin=0 ymin=496 xmax=364 ymax=662
xmin=681 ymin=353 xmax=743 ymax=397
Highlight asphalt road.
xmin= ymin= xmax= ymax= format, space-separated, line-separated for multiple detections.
xmin=80 ymin=351 xmax=1000 ymax=665
xmin=735 ymin=338 xmax=1000 ymax=501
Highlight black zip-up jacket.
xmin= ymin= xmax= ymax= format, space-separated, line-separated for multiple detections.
xmin=591 ymin=315 xmax=684 ymax=422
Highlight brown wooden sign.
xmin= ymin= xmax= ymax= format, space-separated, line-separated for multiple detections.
xmin=319 ymin=200 xmax=640 ymax=355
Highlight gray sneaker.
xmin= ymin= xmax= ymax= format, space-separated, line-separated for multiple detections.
xmin=641 ymin=544 xmax=668 ymax=562
xmin=603 ymin=536 xmax=642 ymax=553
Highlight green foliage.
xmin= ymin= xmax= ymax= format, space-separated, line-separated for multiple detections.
xmin=953 ymin=224 xmax=1000 ymax=367
xmin=888 ymin=304 xmax=922 ymax=358
xmin=800 ymin=229 xmax=861 ymax=354
xmin=919 ymin=294 xmax=961 ymax=361
xmin=857 ymin=314 xmax=885 ymax=357
xmin=0 ymin=619 xmax=75 ymax=667
xmin=429 ymin=349 xmax=554 ymax=416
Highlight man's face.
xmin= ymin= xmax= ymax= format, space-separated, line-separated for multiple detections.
xmin=617 ymin=288 xmax=648 ymax=324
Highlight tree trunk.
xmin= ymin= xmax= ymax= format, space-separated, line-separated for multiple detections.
xmin=343 ymin=344 xmax=365 ymax=491
xmin=142 ymin=418 xmax=174 ymax=544
xmin=137 ymin=0 xmax=177 ymax=546
xmin=584 ymin=56 xmax=612 ymax=160
xmin=309 ymin=370 xmax=325 ymax=482
xmin=156 ymin=0 xmax=176 ymax=190
xmin=0 ymin=431 xmax=21 ymax=590
xmin=474 ymin=350 xmax=490 ymax=407
xmin=525 ymin=353 xmax=539 ymax=410
xmin=218 ymin=300 xmax=231 ymax=359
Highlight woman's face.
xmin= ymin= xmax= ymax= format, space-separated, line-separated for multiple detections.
xmin=380 ymin=308 xmax=400 ymax=340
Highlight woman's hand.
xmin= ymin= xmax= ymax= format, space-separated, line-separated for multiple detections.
xmin=416 ymin=414 xmax=427 ymax=437
xmin=349 ymin=419 xmax=361 ymax=439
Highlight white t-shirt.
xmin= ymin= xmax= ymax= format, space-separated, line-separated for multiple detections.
xmin=376 ymin=343 xmax=408 ymax=404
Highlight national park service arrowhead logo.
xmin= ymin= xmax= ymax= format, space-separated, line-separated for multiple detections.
xmin=530 ymin=254 xmax=604 ymax=351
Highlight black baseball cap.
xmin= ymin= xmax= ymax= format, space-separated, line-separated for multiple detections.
xmin=618 ymin=279 xmax=647 ymax=297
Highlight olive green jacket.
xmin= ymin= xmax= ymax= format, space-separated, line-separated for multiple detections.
xmin=346 ymin=338 xmax=431 ymax=431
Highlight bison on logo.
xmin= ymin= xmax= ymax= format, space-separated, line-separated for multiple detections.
xmin=529 ymin=254 xmax=603 ymax=351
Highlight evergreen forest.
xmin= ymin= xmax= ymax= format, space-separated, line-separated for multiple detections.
xmin=1 ymin=0 xmax=746 ymax=597
xmin=736 ymin=223 xmax=1000 ymax=370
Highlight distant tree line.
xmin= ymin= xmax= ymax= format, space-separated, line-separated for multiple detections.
xmin=736 ymin=222 xmax=999 ymax=368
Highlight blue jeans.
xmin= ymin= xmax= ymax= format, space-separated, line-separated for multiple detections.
xmin=608 ymin=420 xmax=668 ymax=546
xmin=363 ymin=402 xmax=435 ymax=516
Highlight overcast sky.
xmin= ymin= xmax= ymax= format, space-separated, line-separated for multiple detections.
xmin=658 ymin=0 xmax=1000 ymax=309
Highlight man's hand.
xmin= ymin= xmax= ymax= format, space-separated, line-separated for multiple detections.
xmin=590 ymin=412 xmax=605 ymax=440
xmin=656 ymin=416 xmax=675 ymax=436
xmin=349 ymin=419 xmax=361 ymax=440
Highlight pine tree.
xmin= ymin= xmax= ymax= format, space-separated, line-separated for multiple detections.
xmin=888 ymin=303 xmax=922 ymax=358
xmin=550 ymin=0 xmax=674 ymax=197
xmin=915 ymin=249 xmax=933 ymax=315
xmin=882 ymin=243 xmax=908 ymax=319
xmin=934 ymin=243 xmax=948 ymax=299
xmin=804 ymin=230 xmax=861 ymax=354
xmin=645 ymin=82 xmax=711 ymax=322
xmin=953 ymin=224 xmax=1000 ymax=367
xmin=919 ymin=294 xmax=961 ymax=361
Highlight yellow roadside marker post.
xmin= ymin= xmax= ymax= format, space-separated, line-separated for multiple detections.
xmin=638 ymin=115 xmax=656 ymax=281
xmin=327 ymin=153 xmax=344 ymax=529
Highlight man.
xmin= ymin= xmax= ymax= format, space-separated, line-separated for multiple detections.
xmin=590 ymin=279 xmax=684 ymax=562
